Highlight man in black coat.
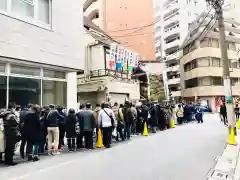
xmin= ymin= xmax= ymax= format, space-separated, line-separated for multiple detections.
xmin=3 ymin=103 xmax=19 ymax=165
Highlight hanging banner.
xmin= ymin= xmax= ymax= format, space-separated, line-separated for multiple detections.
xmin=134 ymin=53 xmax=139 ymax=67
xmin=108 ymin=44 xmax=116 ymax=70
xmin=128 ymin=51 xmax=133 ymax=71
xmin=116 ymin=46 xmax=122 ymax=71
xmin=122 ymin=49 xmax=128 ymax=71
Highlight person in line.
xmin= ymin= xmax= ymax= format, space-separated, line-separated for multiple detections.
xmin=45 ymin=104 xmax=63 ymax=155
xmin=130 ymin=103 xmax=137 ymax=135
xmin=0 ymin=111 xmax=4 ymax=163
xmin=150 ymin=103 xmax=158 ymax=133
xmin=234 ymin=103 xmax=239 ymax=121
xmin=76 ymin=104 xmax=85 ymax=149
xmin=39 ymin=107 xmax=48 ymax=154
xmin=23 ymin=104 xmax=41 ymax=161
xmin=176 ymin=104 xmax=184 ymax=125
xmin=79 ymin=103 xmax=96 ymax=149
xmin=15 ymin=105 xmax=21 ymax=123
xmin=65 ymin=109 xmax=76 ymax=151
xmin=98 ymin=102 xmax=116 ymax=148
xmin=19 ymin=104 xmax=32 ymax=159
xmin=3 ymin=103 xmax=19 ymax=166
xmin=116 ymin=104 xmax=125 ymax=141
xmin=57 ymin=106 xmax=65 ymax=150
xmin=196 ymin=103 xmax=203 ymax=123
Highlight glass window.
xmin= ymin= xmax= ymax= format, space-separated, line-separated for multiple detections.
xmin=12 ymin=0 xmax=34 ymax=18
xmin=9 ymin=77 xmax=41 ymax=107
xmin=232 ymin=62 xmax=238 ymax=68
xmin=212 ymin=58 xmax=221 ymax=67
xmin=42 ymin=80 xmax=67 ymax=107
xmin=43 ymin=69 xmax=66 ymax=79
xmin=0 ymin=76 xmax=7 ymax=109
xmin=212 ymin=77 xmax=222 ymax=86
xmin=0 ymin=63 xmax=5 ymax=73
xmin=38 ymin=0 xmax=50 ymax=24
xmin=200 ymin=38 xmax=209 ymax=48
xmin=0 ymin=0 xmax=6 ymax=10
xmin=11 ymin=64 xmax=41 ymax=76
xmin=198 ymin=77 xmax=211 ymax=86
xmin=197 ymin=58 xmax=210 ymax=66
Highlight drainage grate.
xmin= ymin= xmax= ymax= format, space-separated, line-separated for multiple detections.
xmin=210 ymin=170 xmax=228 ymax=180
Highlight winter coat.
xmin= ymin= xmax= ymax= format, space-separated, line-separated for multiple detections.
xmin=150 ymin=105 xmax=158 ymax=127
xmin=98 ymin=108 xmax=116 ymax=128
xmin=78 ymin=109 xmax=96 ymax=132
xmin=65 ymin=115 xmax=76 ymax=138
xmin=3 ymin=110 xmax=19 ymax=140
xmin=23 ymin=112 xmax=41 ymax=144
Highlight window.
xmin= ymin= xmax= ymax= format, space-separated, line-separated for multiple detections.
xmin=185 ymin=78 xmax=198 ymax=88
xmin=197 ymin=57 xmax=210 ymax=66
xmin=38 ymin=0 xmax=50 ymax=24
xmin=228 ymin=42 xmax=236 ymax=51
xmin=200 ymin=38 xmax=209 ymax=47
xmin=232 ymin=62 xmax=238 ymax=68
xmin=43 ymin=69 xmax=66 ymax=79
xmin=198 ymin=77 xmax=211 ymax=86
xmin=42 ymin=80 xmax=67 ymax=106
xmin=1 ymin=0 xmax=51 ymax=25
xmin=0 ymin=76 xmax=7 ymax=108
xmin=212 ymin=77 xmax=222 ymax=86
xmin=212 ymin=57 xmax=221 ymax=67
xmin=210 ymin=39 xmax=219 ymax=48
xmin=9 ymin=77 xmax=41 ymax=106
xmin=11 ymin=64 xmax=41 ymax=76
xmin=12 ymin=0 xmax=34 ymax=18
xmin=0 ymin=0 xmax=7 ymax=10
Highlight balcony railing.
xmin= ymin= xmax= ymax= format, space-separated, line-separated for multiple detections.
xmin=90 ymin=69 xmax=130 ymax=79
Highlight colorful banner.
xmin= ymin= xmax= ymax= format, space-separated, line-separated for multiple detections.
xmin=128 ymin=51 xmax=134 ymax=71
xmin=122 ymin=49 xmax=128 ymax=71
xmin=116 ymin=46 xmax=122 ymax=71
xmin=108 ymin=44 xmax=116 ymax=70
xmin=134 ymin=54 xmax=139 ymax=67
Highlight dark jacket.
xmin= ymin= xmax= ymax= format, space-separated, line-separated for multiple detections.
xmin=23 ymin=112 xmax=41 ymax=144
xmin=20 ymin=108 xmax=29 ymax=124
xmin=77 ymin=109 xmax=96 ymax=132
xmin=45 ymin=109 xmax=63 ymax=127
xmin=150 ymin=105 xmax=158 ymax=127
xmin=65 ymin=114 xmax=76 ymax=138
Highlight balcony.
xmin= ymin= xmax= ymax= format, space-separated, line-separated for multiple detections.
xmin=164 ymin=39 xmax=180 ymax=50
xmin=155 ymin=30 xmax=161 ymax=38
xmin=164 ymin=27 xmax=180 ymax=39
xmin=164 ymin=14 xmax=179 ymax=27
xmin=167 ymin=77 xmax=180 ymax=85
xmin=165 ymin=64 xmax=180 ymax=72
xmin=165 ymin=52 xmax=180 ymax=61
xmin=155 ymin=40 xmax=161 ymax=48
xmin=90 ymin=69 xmax=129 ymax=79
xmin=164 ymin=2 xmax=178 ymax=17
xmin=155 ymin=51 xmax=162 ymax=59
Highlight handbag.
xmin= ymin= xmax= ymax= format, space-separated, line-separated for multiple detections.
xmin=103 ymin=109 xmax=115 ymax=127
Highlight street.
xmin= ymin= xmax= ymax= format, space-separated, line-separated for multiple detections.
xmin=0 ymin=114 xmax=227 ymax=180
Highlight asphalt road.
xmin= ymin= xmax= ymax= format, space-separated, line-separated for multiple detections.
xmin=0 ymin=113 xmax=227 ymax=180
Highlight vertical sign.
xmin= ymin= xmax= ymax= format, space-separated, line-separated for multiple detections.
xmin=134 ymin=53 xmax=139 ymax=67
xmin=128 ymin=51 xmax=133 ymax=71
xmin=116 ymin=46 xmax=122 ymax=71
xmin=108 ymin=43 xmax=116 ymax=70
xmin=122 ymin=49 xmax=128 ymax=72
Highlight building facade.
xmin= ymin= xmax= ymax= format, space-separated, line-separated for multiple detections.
xmin=83 ymin=0 xmax=155 ymax=61
xmin=180 ymin=13 xmax=240 ymax=111
xmin=153 ymin=0 xmax=208 ymax=101
xmin=78 ymin=17 xmax=140 ymax=106
xmin=0 ymin=0 xmax=84 ymax=109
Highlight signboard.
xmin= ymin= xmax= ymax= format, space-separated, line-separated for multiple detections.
xmin=116 ymin=46 xmax=122 ymax=71
xmin=108 ymin=44 xmax=117 ymax=70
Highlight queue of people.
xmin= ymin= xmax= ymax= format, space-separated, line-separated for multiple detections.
xmin=0 ymin=101 xmax=175 ymax=166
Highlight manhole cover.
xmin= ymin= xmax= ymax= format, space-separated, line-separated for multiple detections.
xmin=211 ymin=170 xmax=228 ymax=180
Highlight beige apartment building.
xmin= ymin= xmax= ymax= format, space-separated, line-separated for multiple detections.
xmin=180 ymin=13 xmax=240 ymax=111
xmin=83 ymin=0 xmax=155 ymax=61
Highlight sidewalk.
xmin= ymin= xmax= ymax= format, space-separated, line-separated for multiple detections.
xmin=207 ymin=128 xmax=240 ymax=180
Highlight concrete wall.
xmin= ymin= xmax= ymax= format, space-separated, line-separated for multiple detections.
xmin=0 ymin=0 xmax=84 ymax=70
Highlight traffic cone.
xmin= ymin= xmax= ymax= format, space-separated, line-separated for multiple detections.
xmin=228 ymin=127 xmax=237 ymax=145
xmin=171 ymin=119 xmax=175 ymax=128
xmin=143 ymin=121 xmax=149 ymax=136
xmin=96 ymin=129 xmax=104 ymax=148
xmin=238 ymin=119 xmax=240 ymax=129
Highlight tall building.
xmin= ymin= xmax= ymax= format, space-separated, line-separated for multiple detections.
xmin=180 ymin=13 xmax=240 ymax=111
xmin=83 ymin=0 xmax=155 ymax=61
xmin=153 ymin=0 xmax=209 ymax=101
xmin=0 ymin=0 xmax=84 ymax=109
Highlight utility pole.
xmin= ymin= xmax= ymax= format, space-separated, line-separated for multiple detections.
xmin=206 ymin=0 xmax=235 ymax=135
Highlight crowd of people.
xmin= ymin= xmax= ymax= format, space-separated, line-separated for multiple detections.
xmin=0 ymin=101 xmax=205 ymax=166
xmin=0 ymin=101 xmax=176 ymax=166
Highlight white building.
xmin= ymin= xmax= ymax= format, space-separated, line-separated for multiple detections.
xmin=153 ymin=0 xmax=209 ymax=102
xmin=0 ymin=0 xmax=84 ymax=109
